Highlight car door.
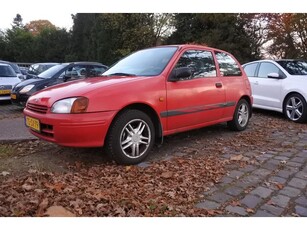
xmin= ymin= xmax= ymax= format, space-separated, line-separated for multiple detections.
xmin=253 ymin=62 xmax=284 ymax=109
xmin=214 ymin=51 xmax=247 ymax=119
xmin=166 ymin=49 xmax=226 ymax=131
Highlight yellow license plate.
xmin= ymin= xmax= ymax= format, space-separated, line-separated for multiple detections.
xmin=0 ymin=89 xmax=11 ymax=95
xmin=11 ymin=94 xmax=17 ymax=99
xmin=26 ymin=116 xmax=40 ymax=132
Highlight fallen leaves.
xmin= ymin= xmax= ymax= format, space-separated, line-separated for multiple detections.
xmin=0 ymin=154 xmax=227 ymax=217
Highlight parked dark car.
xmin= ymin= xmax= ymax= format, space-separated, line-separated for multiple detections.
xmin=11 ymin=62 xmax=108 ymax=106
xmin=26 ymin=63 xmax=60 ymax=79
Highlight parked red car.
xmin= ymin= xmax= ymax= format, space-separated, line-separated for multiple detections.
xmin=23 ymin=44 xmax=253 ymax=165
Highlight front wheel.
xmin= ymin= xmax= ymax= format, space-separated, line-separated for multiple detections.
xmin=227 ymin=99 xmax=250 ymax=131
xmin=283 ymin=93 xmax=307 ymax=123
xmin=106 ymin=110 xmax=155 ymax=165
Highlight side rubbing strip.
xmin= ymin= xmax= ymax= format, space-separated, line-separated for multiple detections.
xmin=160 ymin=101 xmax=236 ymax=118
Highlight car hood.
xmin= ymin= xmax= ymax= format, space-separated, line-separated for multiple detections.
xmin=14 ymin=78 xmax=49 ymax=91
xmin=0 ymin=76 xmax=21 ymax=86
xmin=27 ymin=76 xmax=149 ymax=107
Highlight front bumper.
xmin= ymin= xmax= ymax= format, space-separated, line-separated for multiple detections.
xmin=23 ymin=108 xmax=116 ymax=147
xmin=10 ymin=92 xmax=29 ymax=107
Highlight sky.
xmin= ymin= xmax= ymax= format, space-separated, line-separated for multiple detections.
xmin=1 ymin=0 xmax=307 ymax=31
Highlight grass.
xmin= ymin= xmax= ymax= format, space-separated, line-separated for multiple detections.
xmin=0 ymin=144 xmax=15 ymax=158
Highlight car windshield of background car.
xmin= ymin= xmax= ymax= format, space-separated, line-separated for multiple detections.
xmin=38 ymin=64 xmax=69 ymax=79
xmin=103 ymin=46 xmax=178 ymax=77
xmin=276 ymin=60 xmax=307 ymax=75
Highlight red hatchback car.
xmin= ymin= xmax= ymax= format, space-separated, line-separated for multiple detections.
xmin=24 ymin=45 xmax=252 ymax=165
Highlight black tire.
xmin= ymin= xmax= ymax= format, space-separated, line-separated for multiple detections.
xmin=227 ymin=99 xmax=250 ymax=131
xmin=283 ymin=93 xmax=307 ymax=123
xmin=106 ymin=110 xmax=155 ymax=165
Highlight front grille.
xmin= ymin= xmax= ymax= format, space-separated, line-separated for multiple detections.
xmin=0 ymin=85 xmax=12 ymax=90
xmin=27 ymin=103 xmax=48 ymax=114
xmin=41 ymin=123 xmax=54 ymax=137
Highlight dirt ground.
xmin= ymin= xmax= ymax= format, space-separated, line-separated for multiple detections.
xmin=0 ymin=110 xmax=270 ymax=176
xmin=0 ymin=109 xmax=306 ymax=217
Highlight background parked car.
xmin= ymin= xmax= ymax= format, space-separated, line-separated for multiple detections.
xmin=26 ymin=63 xmax=60 ymax=79
xmin=243 ymin=59 xmax=307 ymax=123
xmin=11 ymin=62 xmax=108 ymax=106
xmin=0 ymin=63 xmax=21 ymax=101
xmin=23 ymin=44 xmax=252 ymax=165
xmin=0 ymin=60 xmax=25 ymax=81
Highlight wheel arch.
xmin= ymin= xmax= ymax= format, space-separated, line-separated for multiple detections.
xmin=107 ymin=103 xmax=163 ymax=145
xmin=282 ymin=91 xmax=305 ymax=113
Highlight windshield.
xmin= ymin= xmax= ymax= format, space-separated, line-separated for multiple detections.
xmin=0 ymin=65 xmax=16 ymax=77
xmin=276 ymin=60 xmax=307 ymax=75
xmin=38 ymin=64 xmax=69 ymax=79
xmin=103 ymin=47 xmax=178 ymax=76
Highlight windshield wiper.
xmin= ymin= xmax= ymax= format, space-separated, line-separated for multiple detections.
xmin=108 ymin=72 xmax=136 ymax=76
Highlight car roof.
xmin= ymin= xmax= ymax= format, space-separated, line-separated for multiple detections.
xmin=152 ymin=44 xmax=230 ymax=54
xmin=0 ymin=63 xmax=10 ymax=67
xmin=63 ymin=62 xmax=108 ymax=68
xmin=243 ymin=59 xmax=307 ymax=66
xmin=31 ymin=63 xmax=60 ymax=65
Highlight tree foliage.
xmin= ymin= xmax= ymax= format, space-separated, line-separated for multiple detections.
xmin=70 ymin=13 xmax=156 ymax=65
xmin=167 ymin=13 xmax=262 ymax=63
xmin=25 ymin=20 xmax=56 ymax=36
xmin=264 ymin=13 xmax=307 ymax=59
xmin=1 ymin=13 xmax=307 ymax=64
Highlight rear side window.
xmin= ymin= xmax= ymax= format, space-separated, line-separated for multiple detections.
xmin=215 ymin=52 xmax=242 ymax=76
xmin=243 ymin=63 xmax=258 ymax=77
xmin=175 ymin=49 xmax=217 ymax=79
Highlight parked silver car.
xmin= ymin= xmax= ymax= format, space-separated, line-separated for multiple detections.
xmin=0 ymin=63 xmax=21 ymax=101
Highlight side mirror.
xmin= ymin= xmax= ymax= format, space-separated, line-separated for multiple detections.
xmin=267 ymin=72 xmax=282 ymax=79
xmin=169 ymin=67 xmax=192 ymax=82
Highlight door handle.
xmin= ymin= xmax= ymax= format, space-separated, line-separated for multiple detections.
xmin=215 ymin=82 xmax=223 ymax=88
xmin=254 ymin=81 xmax=259 ymax=85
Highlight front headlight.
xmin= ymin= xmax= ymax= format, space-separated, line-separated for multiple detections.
xmin=51 ymin=97 xmax=89 ymax=114
xmin=20 ymin=84 xmax=34 ymax=93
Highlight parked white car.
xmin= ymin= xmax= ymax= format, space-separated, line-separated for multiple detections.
xmin=0 ymin=63 xmax=21 ymax=101
xmin=243 ymin=59 xmax=307 ymax=123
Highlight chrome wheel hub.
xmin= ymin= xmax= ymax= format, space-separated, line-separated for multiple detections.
xmin=238 ymin=103 xmax=249 ymax=127
xmin=120 ymin=119 xmax=151 ymax=159
xmin=286 ymin=97 xmax=303 ymax=121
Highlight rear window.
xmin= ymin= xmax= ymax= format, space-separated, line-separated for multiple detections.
xmin=276 ymin=60 xmax=307 ymax=75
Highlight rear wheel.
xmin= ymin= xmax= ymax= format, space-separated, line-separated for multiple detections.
xmin=283 ymin=93 xmax=307 ymax=123
xmin=106 ymin=110 xmax=155 ymax=165
xmin=228 ymin=99 xmax=250 ymax=131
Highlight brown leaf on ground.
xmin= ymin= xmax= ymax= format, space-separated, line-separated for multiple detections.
xmin=161 ymin=171 xmax=173 ymax=179
xmin=44 ymin=206 xmax=75 ymax=217
xmin=275 ymin=183 xmax=284 ymax=190
xmin=246 ymin=208 xmax=255 ymax=213
xmin=230 ymin=154 xmax=243 ymax=161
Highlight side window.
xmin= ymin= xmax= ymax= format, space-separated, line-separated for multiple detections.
xmin=175 ymin=49 xmax=217 ymax=80
xmin=88 ymin=66 xmax=107 ymax=77
xmin=215 ymin=52 xmax=242 ymax=76
xmin=258 ymin=63 xmax=280 ymax=78
xmin=64 ymin=65 xmax=87 ymax=80
xmin=243 ymin=63 xmax=258 ymax=77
